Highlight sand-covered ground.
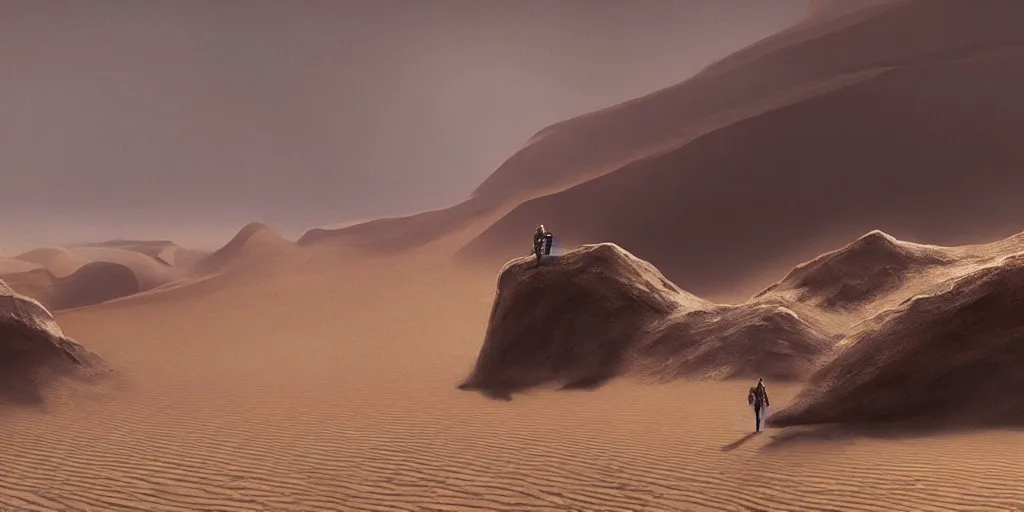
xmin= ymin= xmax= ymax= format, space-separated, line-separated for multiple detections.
xmin=1 ymin=247 xmax=1022 ymax=511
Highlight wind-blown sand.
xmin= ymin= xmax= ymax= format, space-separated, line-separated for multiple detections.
xmin=1 ymin=237 xmax=1022 ymax=511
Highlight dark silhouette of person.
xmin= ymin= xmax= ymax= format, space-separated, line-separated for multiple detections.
xmin=748 ymin=378 xmax=770 ymax=432
xmin=532 ymin=225 xmax=553 ymax=264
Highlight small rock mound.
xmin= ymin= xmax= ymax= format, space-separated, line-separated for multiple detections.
xmin=0 ymin=279 xmax=107 ymax=405
xmin=460 ymin=244 xmax=710 ymax=395
xmin=193 ymin=222 xmax=296 ymax=274
xmin=759 ymin=230 xmax=952 ymax=309
xmin=460 ymin=244 xmax=835 ymax=397
xmin=770 ymin=253 xmax=1024 ymax=428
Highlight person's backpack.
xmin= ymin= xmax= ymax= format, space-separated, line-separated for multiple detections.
xmin=747 ymin=389 xmax=755 ymax=405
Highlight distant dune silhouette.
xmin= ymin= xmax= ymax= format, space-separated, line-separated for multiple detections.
xmin=193 ymin=222 xmax=296 ymax=275
xmin=74 ymin=240 xmax=209 ymax=272
xmin=69 ymin=246 xmax=177 ymax=291
xmin=14 ymin=247 xmax=91 ymax=277
xmin=1 ymin=262 xmax=140 ymax=312
xmin=0 ymin=257 xmax=42 ymax=276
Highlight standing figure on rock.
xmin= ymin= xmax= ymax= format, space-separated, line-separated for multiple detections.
xmin=532 ymin=225 xmax=554 ymax=265
xmin=748 ymin=378 xmax=770 ymax=432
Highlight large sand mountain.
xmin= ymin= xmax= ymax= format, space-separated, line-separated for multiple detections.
xmin=461 ymin=0 xmax=1024 ymax=300
xmin=305 ymin=1 xmax=1024 ymax=303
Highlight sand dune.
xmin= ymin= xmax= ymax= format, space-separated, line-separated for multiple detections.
xmin=0 ymin=257 xmax=42 ymax=276
xmin=462 ymin=45 xmax=1024 ymax=301
xmin=771 ymin=251 xmax=1024 ymax=427
xmin=73 ymin=239 xmax=209 ymax=271
xmin=461 ymin=243 xmax=837 ymax=396
xmin=69 ymin=246 xmax=178 ymax=291
xmin=443 ymin=1 xmax=1024 ymax=301
xmin=193 ymin=222 xmax=297 ymax=275
xmin=0 ymin=279 xmax=106 ymax=406
xmin=1 ymin=263 xmax=140 ymax=312
xmin=16 ymin=247 xmax=96 ymax=278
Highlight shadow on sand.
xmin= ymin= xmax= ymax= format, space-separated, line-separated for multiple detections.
xmin=720 ymin=432 xmax=759 ymax=452
xmin=762 ymin=421 xmax=1024 ymax=451
xmin=457 ymin=373 xmax=617 ymax=402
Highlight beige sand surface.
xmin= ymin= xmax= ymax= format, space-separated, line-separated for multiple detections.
xmin=1 ymin=246 xmax=1022 ymax=511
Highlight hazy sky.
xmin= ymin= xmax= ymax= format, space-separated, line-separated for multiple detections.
xmin=1 ymin=0 xmax=806 ymax=251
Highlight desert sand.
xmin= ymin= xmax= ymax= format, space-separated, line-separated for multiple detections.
xmin=4 ymin=1 xmax=1024 ymax=510
xmin=2 ymin=228 xmax=1024 ymax=511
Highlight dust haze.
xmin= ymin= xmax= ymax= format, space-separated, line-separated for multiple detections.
xmin=0 ymin=0 xmax=803 ymax=251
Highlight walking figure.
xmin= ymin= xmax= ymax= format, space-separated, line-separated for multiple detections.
xmin=747 ymin=378 xmax=770 ymax=432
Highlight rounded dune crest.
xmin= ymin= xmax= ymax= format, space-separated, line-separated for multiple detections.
xmin=69 ymin=246 xmax=178 ymax=291
xmin=760 ymin=230 xmax=954 ymax=309
xmin=193 ymin=222 xmax=297 ymax=274
xmin=0 ymin=262 xmax=140 ymax=312
xmin=76 ymin=240 xmax=209 ymax=272
xmin=55 ymin=261 xmax=140 ymax=310
xmin=15 ymin=247 xmax=93 ymax=277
